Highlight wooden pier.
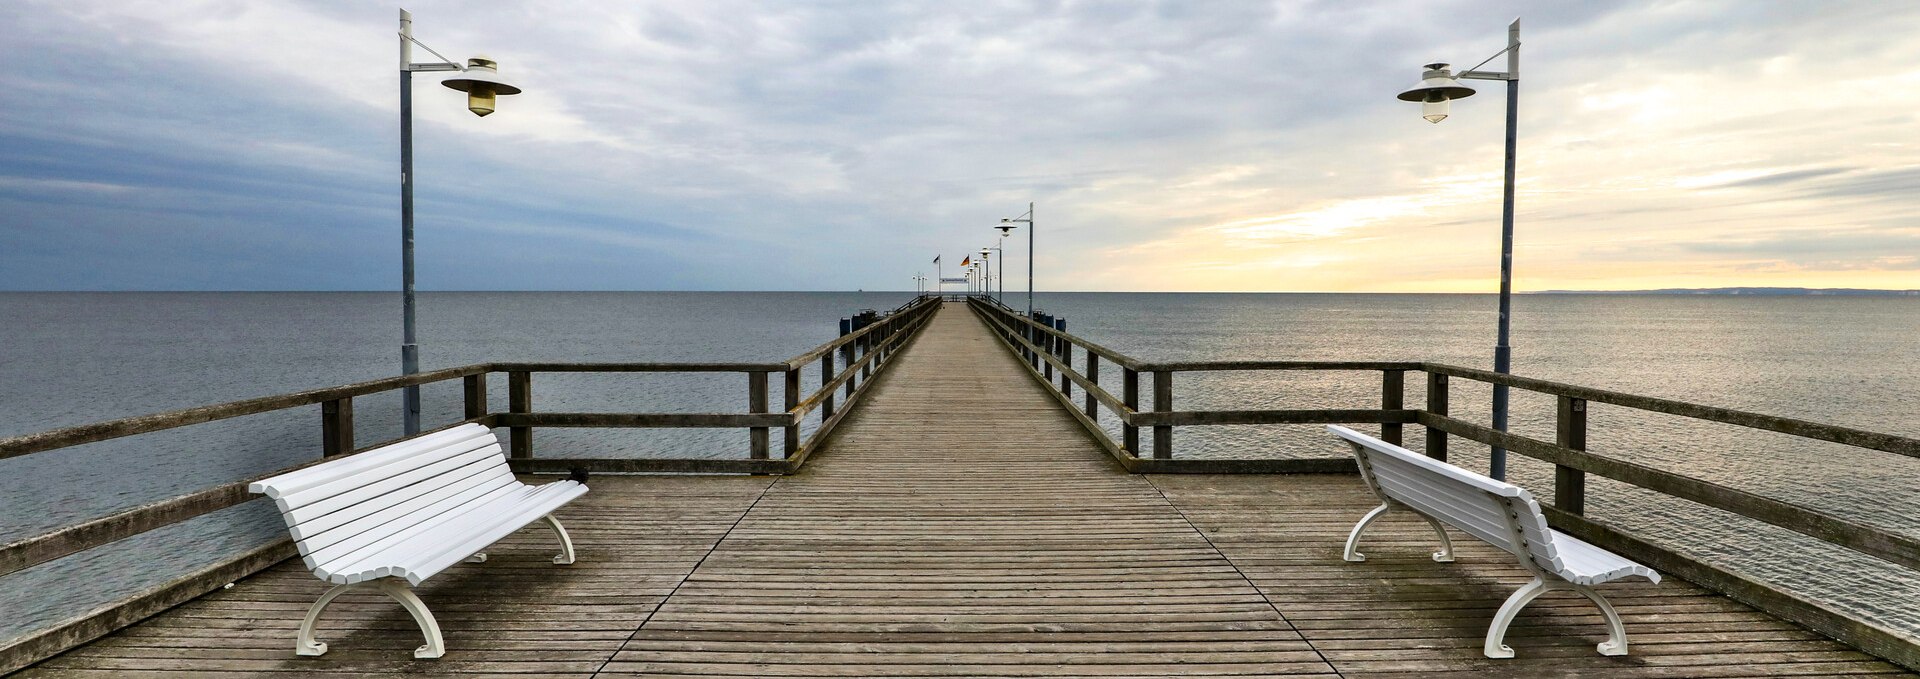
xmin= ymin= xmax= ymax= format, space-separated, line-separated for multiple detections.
xmin=11 ymin=304 xmax=1911 ymax=677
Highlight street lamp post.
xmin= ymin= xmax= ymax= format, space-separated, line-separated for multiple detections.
xmin=1397 ymin=18 xmax=1520 ymax=480
xmin=994 ymin=202 xmax=1034 ymax=316
xmin=398 ymin=9 xmax=521 ymax=435
xmin=979 ymin=248 xmax=993 ymax=305
xmin=983 ymin=246 xmax=1004 ymax=304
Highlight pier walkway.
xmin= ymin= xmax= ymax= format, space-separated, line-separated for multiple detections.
xmin=18 ymin=304 xmax=1909 ymax=677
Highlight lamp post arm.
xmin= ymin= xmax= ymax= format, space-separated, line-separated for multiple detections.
xmin=1456 ymin=47 xmax=1516 ymax=81
xmin=400 ymin=32 xmax=465 ymax=72
xmin=1458 ymin=18 xmax=1519 ymax=81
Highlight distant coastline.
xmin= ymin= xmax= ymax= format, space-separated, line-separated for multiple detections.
xmin=1533 ymin=287 xmax=1920 ymax=296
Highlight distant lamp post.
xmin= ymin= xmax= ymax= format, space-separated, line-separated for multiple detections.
xmin=398 ymin=9 xmax=522 ymax=435
xmin=983 ymin=246 xmax=1004 ymax=304
xmin=978 ymin=248 xmax=992 ymax=304
xmin=1398 ymin=18 xmax=1520 ymax=480
xmin=993 ymin=202 xmax=1034 ymax=316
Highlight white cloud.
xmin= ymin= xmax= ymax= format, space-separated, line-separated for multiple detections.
xmin=2 ymin=0 xmax=1918 ymax=291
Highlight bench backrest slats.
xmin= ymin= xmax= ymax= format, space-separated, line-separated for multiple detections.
xmin=274 ymin=435 xmax=499 ymax=516
xmin=281 ymin=443 xmax=504 ymax=529
xmin=250 ymin=426 xmax=496 ymax=500
xmin=1331 ymin=425 xmax=1563 ymax=574
xmin=1369 ymin=456 xmax=1516 ymax=547
xmin=247 ymin=423 xmax=527 ymax=574
xmin=312 ymin=483 xmax=536 ymax=577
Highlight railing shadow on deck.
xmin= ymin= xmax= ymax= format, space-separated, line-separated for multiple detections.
xmin=965 ymin=296 xmax=1920 ymax=671
xmin=0 ymin=294 xmax=943 ymax=674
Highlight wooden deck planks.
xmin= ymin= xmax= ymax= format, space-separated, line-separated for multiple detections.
xmin=1150 ymin=473 xmax=1912 ymax=677
xmin=600 ymin=304 xmax=1334 ymax=678
xmin=16 ymin=475 xmax=774 ymax=678
xmin=15 ymin=302 xmax=1914 ymax=677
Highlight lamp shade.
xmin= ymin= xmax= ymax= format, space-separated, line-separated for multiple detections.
xmin=442 ymin=56 xmax=522 ymax=117
xmin=1395 ymin=62 xmax=1475 ymax=103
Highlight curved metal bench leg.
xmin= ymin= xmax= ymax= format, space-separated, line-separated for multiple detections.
xmin=1485 ymin=576 xmax=1552 ymax=658
xmin=295 ymin=583 xmax=356 ymax=657
xmin=543 ymin=513 xmax=577 ymax=565
xmin=374 ymin=578 xmax=445 ymax=659
xmin=1413 ymin=513 xmax=1455 ymax=562
xmin=1573 ymin=584 xmax=1631 ymax=656
xmin=1343 ymin=504 xmax=1391 ymax=562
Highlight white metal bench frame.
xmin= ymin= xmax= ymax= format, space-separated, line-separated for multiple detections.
xmin=1328 ymin=425 xmax=1659 ymax=659
xmin=249 ymin=423 xmax=585 ymax=659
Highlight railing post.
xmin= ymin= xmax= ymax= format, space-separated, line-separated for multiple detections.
xmin=1056 ymin=318 xmax=1071 ymax=397
xmin=462 ymin=373 xmax=487 ymax=420
xmin=1425 ymin=372 xmax=1449 ymax=461
xmin=1084 ymin=353 xmax=1100 ymax=420
xmin=321 ymin=397 xmax=354 ymax=456
xmin=1042 ymin=319 xmax=1054 ymax=382
xmin=1381 ymin=369 xmax=1405 ymax=446
xmin=820 ymin=354 xmax=835 ymax=419
xmin=1123 ymin=368 xmax=1140 ymax=455
xmin=1556 ymin=396 xmax=1588 ymax=515
xmin=1027 ymin=313 xmax=1040 ymax=369
xmin=860 ymin=334 xmax=873 ymax=380
xmin=1152 ymin=370 xmax=1173 ymax=459
xmin=842 ymin=342 xmax=856 ymax=397
xmin=749 ymin=371 xmax=770 ymax=460
xmin=508 ymin=371 xmax=531 ymax=459
xmin=783 ymin=368 xmax=801 ymax=458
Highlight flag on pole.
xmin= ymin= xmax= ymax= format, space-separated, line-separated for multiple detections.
xmin=960 ymin=256 xmax=971 ymax=267
xmin=933 ymin=255 xmax=940 ymax=264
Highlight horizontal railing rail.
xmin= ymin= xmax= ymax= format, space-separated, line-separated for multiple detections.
xmin=1424 ymin=362 xmax=1920 ymax=459
xmin=0 ymin=364 xmax=494 ymax=461
xmin=968 ymin=298 xmax=1416 ymax=471
xmin=0 ymin=293 xmax=942 ymax=675
xmin=962 ymin=296 xmax=1920 ymax=671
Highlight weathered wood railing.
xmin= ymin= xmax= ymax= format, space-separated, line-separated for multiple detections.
xmin=967 ymin=296 xmax=1920 ymax=669
xmin=0 ymin=294 xmax=939 ymax=674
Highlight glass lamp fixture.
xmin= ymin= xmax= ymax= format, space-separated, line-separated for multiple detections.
xmin=442 ymin=56 xmax=522 ymax=117
xmin=1397 ymin=63 xmax=1476 ymax=124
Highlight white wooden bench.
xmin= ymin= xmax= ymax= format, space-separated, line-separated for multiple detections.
xmin=1327 ymin=425 xmax=1660 ymax=658
xmin=248 ymin=422 xmax=587 ymax=659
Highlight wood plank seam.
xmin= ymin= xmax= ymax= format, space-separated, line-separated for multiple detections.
xmin=583 ymin=475 xmax=779 ymax=677
xmin=1140 ymin=474 xmax=1344 ymax=676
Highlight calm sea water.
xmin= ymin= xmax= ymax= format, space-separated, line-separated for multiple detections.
xmin=2 ymin=292 xmax=1917 ymax=646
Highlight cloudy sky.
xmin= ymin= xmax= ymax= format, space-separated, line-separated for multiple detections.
xmin=1 ymin=1 xmax=1916 ymax=292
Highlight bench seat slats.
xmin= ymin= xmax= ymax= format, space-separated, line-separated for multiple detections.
xmin=250 ymin=427 xmax=496 ymax=500
xmin=289 ymin=452 xmax=509 ymax=542
xmin=321 ymin=480 xmax=585 ymax=585
xmin=311 ymin=482 xmax=544 ymax=580
xmin=294 ymin=462 xmax=517 ymax=556
xmin=1548 ymin=529 xmax=1660 ymax=585
xmin=303 ymin=476 xmax=525 ymax=571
